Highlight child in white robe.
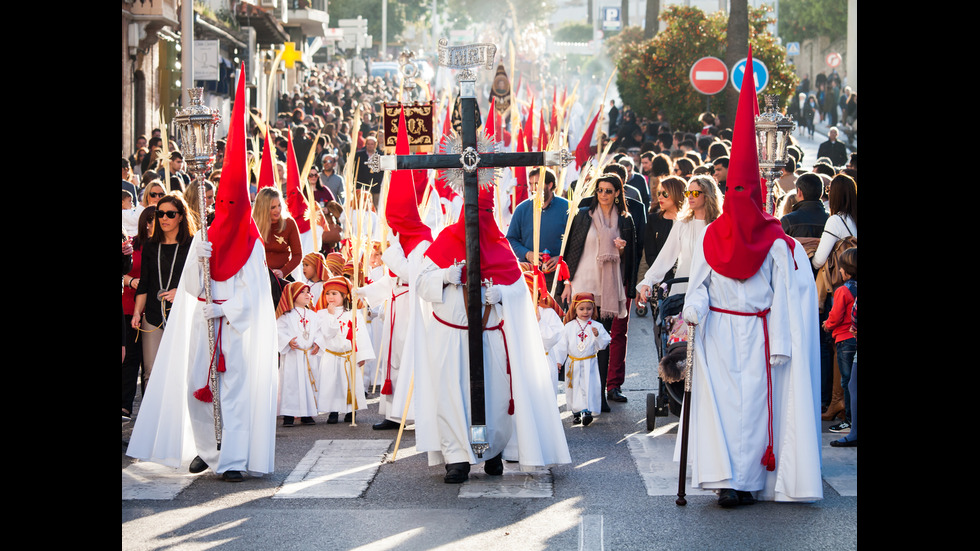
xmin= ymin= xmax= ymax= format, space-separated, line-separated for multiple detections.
xmin=276 ymin=282 xmax=322 ymax=426
xmin=315 ymin=275 xmax=376 ymax=424
xmin=554 ymin=293 xmax=610 ymax=426
xmin=301 ymin=252 xmax=329 ymax=308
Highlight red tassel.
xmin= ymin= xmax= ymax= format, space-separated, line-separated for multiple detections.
xmin=761 ymin=446 xmax=776 ymax=471
xmin=193 ymin=385 xmax=213 ymax=403
xmin=508 ymin=399 xmax=515 ymax=415
xmin=216 ymin=351 xmax=226 ymax=372
xmin=381 ymin=378 xmax=393 ymax=395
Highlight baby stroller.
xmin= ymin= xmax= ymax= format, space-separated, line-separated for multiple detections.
xmin=646 ymin=277 xmax=688 ymax=431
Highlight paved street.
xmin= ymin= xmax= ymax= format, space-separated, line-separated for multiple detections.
xmin=122 ymin=263 xmax=857 ymax=550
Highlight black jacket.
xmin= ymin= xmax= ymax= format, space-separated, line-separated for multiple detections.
xmin=780 ymin=200 xmax=829 ymax=238
xmin=563 ymin=206 xmax=637 ymax=301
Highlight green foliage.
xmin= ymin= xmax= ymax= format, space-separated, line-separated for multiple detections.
xmin=554 ymin=21 xmax=593 ymax=43
xmin=604 ymin=26 xmax=645 ymax=63
xmin=616 ymin=5 xmax=797 ymax=132
xmin=778 ymin=0 xmax=848 ymax=43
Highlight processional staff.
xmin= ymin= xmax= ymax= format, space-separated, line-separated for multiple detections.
xmin=172 ymin=87 xmax=222 ymax=449
xmin=369 ymin=38 xmax=572 ymax=458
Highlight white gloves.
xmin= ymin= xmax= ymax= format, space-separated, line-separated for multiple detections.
xmin=197 ymin=238 xmax=213 ymax=259
xmin=484 ymin=285 xmax=502 ymax=305
xmin=444 ymin=263 xmax=463 ymax=285
xmin=682 ymin=305 xmax=699 ymax=325
xmin=202 ymin=303 xmax=223 ymax=320
xmin=770 ymin=355 xmax=790 ymax=368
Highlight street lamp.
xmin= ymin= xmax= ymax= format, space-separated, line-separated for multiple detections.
xmin=755 ymin=94 xmax=795 ymax=215
xmin=172 ymin=87 xmax=224 ymax=448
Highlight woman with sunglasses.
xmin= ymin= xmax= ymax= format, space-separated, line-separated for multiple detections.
xmin=560 ymin=173 xmax=637 ymax=411
xmin=637 ymin=174 xmax=721 ymax=301
xmin=131 ymin=193 xmax=197 ymax=387
xmin=140 ymin=180 xmax=167 ymax=209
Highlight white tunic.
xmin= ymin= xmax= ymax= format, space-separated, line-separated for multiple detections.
xmin=679 ymin=237 xmax=823 ymax=502
xmin=415 ymin=257 xmax=571 ymax=469
xmin=127 ymin=237 xmax=278 ymax=475
xmin=554 ymin=319 xmax=611 ymax=414
xmin=315 ymin=309 xmax=376 ymax=414
xmin=276 ymin=308 xmax=322 ymax=418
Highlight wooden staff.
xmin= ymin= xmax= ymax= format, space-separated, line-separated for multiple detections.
xmin=676 ymin=323 xmax=696 ymax=506
xmin=389 ymin=371 xmax=415 ymax=462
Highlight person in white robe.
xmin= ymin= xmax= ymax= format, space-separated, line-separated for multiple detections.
xmin=126 ymin=70 xmax=277 ymax=481
xmin=675 ymin=48 xmax=822 ymax=507
xmin=276 ymin=282 xmax=322 ymax=425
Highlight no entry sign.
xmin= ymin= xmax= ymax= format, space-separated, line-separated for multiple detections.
xmin=690 ymin=57 xmax=729 ymax=95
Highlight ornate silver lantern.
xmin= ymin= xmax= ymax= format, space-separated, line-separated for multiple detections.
xmin=755 ymin=95 xmax=795 ymax=215
xmin=172 ymin=87 xmax=224 ymax=448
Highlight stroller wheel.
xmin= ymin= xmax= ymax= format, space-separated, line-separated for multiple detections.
xmin=635 ymin=302 xmax=648 ymax=317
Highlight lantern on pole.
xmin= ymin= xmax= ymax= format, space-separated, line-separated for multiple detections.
xmin=755 ymin=95 xmax=795 ymax=215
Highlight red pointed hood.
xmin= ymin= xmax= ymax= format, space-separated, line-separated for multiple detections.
xmin=208 ymin=62 xmax=262 ymax=281
xmin=701 ymin=46 xmax=796 ymax=279
xmin=285 ymin=131 xmax=311 ymax=233
xmin=386 ymin=107 xmax=433 ymax=256
xmin=425 ymin=184 xmax=522 ymax=286
xmin=258 ymin=127 xmax=276 ymax=190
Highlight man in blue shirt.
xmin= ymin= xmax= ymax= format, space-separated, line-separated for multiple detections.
xmin=506 ymin=168 xmax=569 ymax=291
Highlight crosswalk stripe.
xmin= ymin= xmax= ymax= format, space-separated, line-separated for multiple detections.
xmin=122 ymin=461 xmax=198 ymax=500
xmin=458 ymin=468 xmax=554 ymax=498
xmin=578 ymin=514 xmax=604 ymax=551
xmin=274 ymin=439 xmax=392 ymax=499
xmin=627 ymin=424 xmax=858 ymax=497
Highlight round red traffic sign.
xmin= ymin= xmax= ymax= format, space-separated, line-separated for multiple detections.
xmin=690 ymin=57 xmax=729 ymax=95
xmin=826 ymin=52 xmax=841 ymax=68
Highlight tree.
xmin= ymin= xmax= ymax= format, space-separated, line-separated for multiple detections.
xmin=778 ymin=0 xmax=848 ymax=43
xmin=616 ymin=4 xmax=797 ymax=133
xmin=644 ymin=0 xmax=660 ymax=40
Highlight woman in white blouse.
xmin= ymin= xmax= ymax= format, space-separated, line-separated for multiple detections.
xmin=812 ymin=174 xmax=857 ymax=270
xmin=636 ymin=174 xmax=722 ymax=301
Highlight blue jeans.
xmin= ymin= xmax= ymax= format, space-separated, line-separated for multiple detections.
xmin=836 ymin=338 xmax=856 ymax=423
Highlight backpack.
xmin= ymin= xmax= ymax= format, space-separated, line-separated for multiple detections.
xmin=820 ymin=215 xmax=857 ymax=291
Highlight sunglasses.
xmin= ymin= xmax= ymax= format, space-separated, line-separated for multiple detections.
xmin=657 ymin=191 xmax=670 ymax=198
xmin=596 ymin=188 xmax=616 ymax=195
xmin=156 ymin=210 xmax=180 ymax=219
xmin=683 ymin=190 xmax=703 ymax=198
xmin=148 ymin=192 xmax=166 ymax=198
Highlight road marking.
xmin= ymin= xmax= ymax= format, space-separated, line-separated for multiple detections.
xmin=626 ymin=425 xmax=714 ymax=498
xmin=821 ymin=433 xmax=858 ymax=496
xmin=628 ymin=426 xmax=858 ymax=497
xmin=579 ymin=514 xmax=603 ymax=551
xmin=122 ymin=461 xmax=198 ymax=500
xmin=274 ymin=439 xmax=392 ymax=499
xmin=458 ymin=468 xmax=554 ymax=498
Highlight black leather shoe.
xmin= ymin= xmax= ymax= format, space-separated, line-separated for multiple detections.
xmin=222 ymin=470 xmax=244 ymax=482
xmin=189 ymin=456 xmax=208 ymax=474
xmin=582 ymin=411 xmax=594 ymax=426
xmin=572 ymin=413 xmax=582 ymax=425
xmin=300 ymin=416 xmax=316 ymax=425
xmin=484 ymin=453 xmax=504 ymax=475
xmin=373 ymin=419 xmax=400 ymax=430
xmin=344 ymin=412 xmax=353 ymax=423
xmin=282 ymin=416 xmax=294 ymax=427
xmin=736 ymin=491 xmax=756 ymax=505
xmin=444 ymin=462 xmax=470 ymax=483
xmin=718 ymin=488 xmax=739 ymax=508
xmin=327 ymin=412 xmax=339 ymax=424
xmin=607 ymin=388 xmax=628 ymax=402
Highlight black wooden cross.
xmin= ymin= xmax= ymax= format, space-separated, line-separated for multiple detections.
xmin=369 ymin=39 xmax=571 ymax=457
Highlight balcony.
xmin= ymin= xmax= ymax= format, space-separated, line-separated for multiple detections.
xmin=286 ymin=0 xmax=328 ymax=37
